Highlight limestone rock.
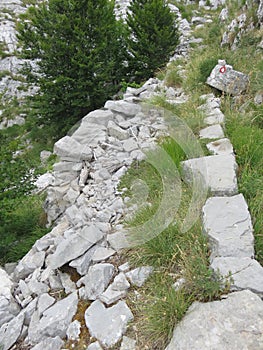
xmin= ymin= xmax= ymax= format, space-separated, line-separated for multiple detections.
xmin=28 ymin=292 xmax=78 ymax=343
xmin=77 ymin=263 xmax=115 ymax=300
xmin=121 ymin=336 xmax=136 ymax=350
xmin=14 ymin=250 xmax=45 ymax=280
xmin=207 ymin=60 xmax=249 ymax=95
xmin=206 ymin=138 xmax=233 ymax=155
xmin=47 ymin=225 xmax=104 ymax=269
xmin=69 ymin=245 xmax=97 ymax=275
xmin=211 ymin=257 xmax=263 ymax=296
xmin=30 ymin=336 xmax=64 ymax=350
xmin=202 ymin=194 xmax=254 ymax=260
xmin=0 ymin=268 xmax=13 ymax=300
xmin=87 ymin=341 xmax=103 ymax=350
xmin=107 ymin=120 xmax=129 ymax=140
xmin=181 ymin=154 xmax=238 ymax=196
xmin=91 ymin=247 xmax=116 ymax=263
xmin=126 ymin=266 xmax=154 ymax=287
xmin=105 ymin=100 xmax=141 ymax=118
xmin=166 ymin=290 xmax=263 ymax=350
xmin=83 ymin=109 xmax=114 ymax=126
xmin=54 ymin=136 xmax=92 ymax=162
xmin=0 ymin=312 xmax=24 ymax=350
xmin=85 ymin=300 xmax=133 ymax=348
xmin=71 ymin=121 xmax=106 ymax=147
xmin=37 ymin=293 xmax=56 ymax=315
xmin=199 ymin=124 xmax=224 ymax=139
xmin=66 ymin=320 xmax=81 ymax=341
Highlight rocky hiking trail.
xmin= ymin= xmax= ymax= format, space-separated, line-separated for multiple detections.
xmin=1 ymin=1 xmax=263 ymax=350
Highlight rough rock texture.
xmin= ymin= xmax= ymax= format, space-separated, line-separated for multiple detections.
xmin=85 ymin=300 xmax=133 ymax=347
xmin=207 ymin=60 xmax=249 ymax=95
xmin=206 ymin=138 xmax=233 ymax=155
xmin=28 ymin=292 xmax=78 ymax=344
xmin=0 ymin=312 xmax=24 ymax=350
xmin=181 ymin=154 xmax=238 ymax=196
xmin=166 ymin=290 xmax=263 ymax=350
xmin=202 ymin=194 xmax=254 ymax=260
xmin=211 ymin=257 xmax=263 ymax=296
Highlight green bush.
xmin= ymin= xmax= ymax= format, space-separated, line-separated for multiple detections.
xmin=198 ymin=57 xmax=218 ymax=83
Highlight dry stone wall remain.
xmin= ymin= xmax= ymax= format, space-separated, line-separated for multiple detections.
xmin=0 ymin=1 xmax=263 ymax=350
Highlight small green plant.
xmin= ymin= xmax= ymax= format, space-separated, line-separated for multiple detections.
xmin=198 ymin=57 xmax=218 ymax=83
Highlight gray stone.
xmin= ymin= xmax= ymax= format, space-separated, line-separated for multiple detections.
xmin=54 ymin=136 xmax=92 ymax=162
xmin=58 ymin=272 xmax=76 ymax=294
xmin=122 ymin=139 xmax=138 ymax=152
xmin=83 ymin=109 xmax=114 ymax=126
xmin=258 ymin=0 xmax=263 ymax=26
xmin=219 ymin=7 xmax=228 ymax=22
xmin=120 ymin=336 xmax=136 ymax=350
xmin=99 ymin=273 xmax=130 ymax=305
xmin=92 ymin=247 xmax=116 ymax=262
xmin=27 ymin=279 xmax=49 ymax=295
xmin=28 ymin=292 xmax=78 ymax=343
xmin=85 ymin=300 xmax=133 ymax=348
xmin=14 ymin=250 xmax=45 ymax=280
xmin=207 ymin=61 xmax=249 ymax=95
xmin=204 ymin=108 xmax=225 ymax=125
xmin=66 ymin=320 xmax=81 ymax=341
xmin=202 ymin=194 xmax=254 ymax=260
xmin=107 ymin=232 xmax=130 ymax=251
xmin=211 ymin=257 xmax=263 ymax=296
xmin=206 ymin=138 xmax=233 ymax=155
xmin=47 ymin=225 xmax=104 ymax=269
xmin=77 ymin=263 xmax=115 ymax=300
xmin=118 ymin=262 xmax=130 ymax=272
xmin=105 ymin=100 xmax=141 ymax=118
xmin=37 ymin=293 xmax=56 ymax=315
xmin=0 ymin=268 xmax=13 ymax=300
xmin=87 ymin=341 xmax=103 ymax=350
xmin=199 ymin=124 xmax=225 ymax=139
xmin=72 ymin=121 xmax=106 ymax=147
xmin=166 ymin=290 xmax=263 ymax=350
xmin=0 ymin=312 xmax=24 ymax=350
xmin=108 ymin=120 xmax=129 ymax=140
xmin=30 ymin=336 xmax=64 ymax=350
xmin=254 ymin=90 xmax=263 ymax=105
xmin=126 ymin=266 xmax=154 ymax=287
xmin=181 ymin=154 xmax=238 ymax=196
xmin=69 ymin=245 xmax=97 ymax=275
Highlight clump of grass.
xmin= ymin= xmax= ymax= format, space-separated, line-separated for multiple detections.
xmin=165 ymin=68 xmax=183 ymax=88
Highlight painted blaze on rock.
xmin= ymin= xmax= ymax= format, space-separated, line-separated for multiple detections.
xmin=207 ymin=60 xmax=249 ymax=95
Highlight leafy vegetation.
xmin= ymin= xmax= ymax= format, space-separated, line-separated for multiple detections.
xmin=127 ymin=0 xmax=179 ymax=81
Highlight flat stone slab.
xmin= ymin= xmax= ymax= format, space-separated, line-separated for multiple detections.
xmin=85 ymin=300 xmax=133 ymax=348
xmin=28 ymin=292 xmax=78 ymax=343
xmin=211 ymin=257 xmax=263 ymax=297
xmin=202 ymin=194 xmax=254 ymax=260
xmin=199 ymin=124 xmax=224 ymax=139
xmin=71 ymin=121 xmax=107 ymax=147
xmin=204 ymin=108 xmax=225 ymax=125
xmin=181 ymin=154 xmax=238 ymax=196
xmin=0 ymin=313 xmax=24 ymax=350
xmin=83 ymin=109 xmax=114 ymax=126
xmin=47 ymin=225 xmax=104 ymax=269
xmin=166 ymin=290 xmax=263 ymax=350
xmin=54 ymin=136 xmax=92 ymax=162
xmin=105 ymin=100 xmax=141 ymax=118
xmin=206 ymin=138 xmax=233 ymax=155
xmin=207 ymin=61 xmax=249 ymax=96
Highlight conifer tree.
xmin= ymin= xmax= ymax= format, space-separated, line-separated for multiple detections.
xmin=126 ymin=0 xmax=179 ymax=81
xmin=17 ymin=0 xmax=128 ymax=125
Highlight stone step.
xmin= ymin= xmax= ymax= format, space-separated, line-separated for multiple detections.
xmin=181 ymin=154 xmax=238 ymax=196
xmin=165 ymin=290 xmax=263 ymax=350
xmin=202 ymin=194 xmax=254 ymax=261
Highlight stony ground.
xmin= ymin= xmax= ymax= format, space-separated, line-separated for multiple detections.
xmin=0 ymin=1 xmax=263 ymax=350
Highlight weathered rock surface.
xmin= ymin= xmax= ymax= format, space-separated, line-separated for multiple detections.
xmin=47 ymin=225 xmax=104 ymax=269
xmin=125 ymin=266 xmax=154 ymax=287
xmin=0 ymin=312 xmax=24 ymax=350
xmin=202 ymin=194 xmax=254 ymax=260
xmin=206 ymin=138 xmax=233 ymax=155
xmin=28 ymin=292 xmax=78 ymax=344
xmin=199 ymin=124 xmax=225 ymax=139
xmin=30 ymin=336 xmax=64 ymax=350
xmin=211 ymin=257 xmax=263 ymax=296
xmin=104 ymin=100 xmax=141 ymax=117
xmin=207 ymin=60 xmax=249 ymax=95
xmin=85 ymin=300 xmax=133 ymax=347
xmin=166 ymin=290 xmax=263 ymax=350
xmin=54 ymin=136 xmax=93 ymax=162
xmin=181 ymin=154 xmax=238 ymax=196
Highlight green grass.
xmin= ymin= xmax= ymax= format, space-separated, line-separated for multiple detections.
xmin=119 ymin=138 xmax=226 ymax=348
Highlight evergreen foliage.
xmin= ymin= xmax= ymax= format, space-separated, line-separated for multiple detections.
xmin=17 ymin=0 xmax=128 ymax=125
xmin=126 ymin=0 xmax=179 ymax=81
